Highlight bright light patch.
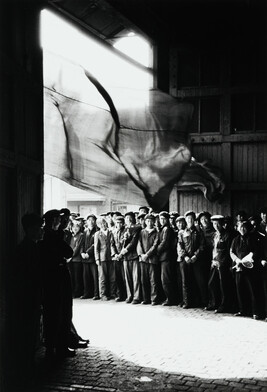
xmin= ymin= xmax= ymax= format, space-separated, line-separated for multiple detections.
xmin=114 ymin=35 xmax=151 ymax=67
xmin=40 ymin=9 xmax=152 ymax=90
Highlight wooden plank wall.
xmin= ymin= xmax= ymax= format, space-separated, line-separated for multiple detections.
xmin=0 ymin=2 xmax=43 ymax=389
xmin=168 ymin=2 xmax=267 ymax=217
xmin=232 ymin=142 xmax=267 ymax=183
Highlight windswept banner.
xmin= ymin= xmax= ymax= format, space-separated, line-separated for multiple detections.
xmin=44 ymin=51 xmax=224 ymax=210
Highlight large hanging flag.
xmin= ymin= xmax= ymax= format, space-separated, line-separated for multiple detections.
xmin=44 ymin=51 xmax=224 ymax=210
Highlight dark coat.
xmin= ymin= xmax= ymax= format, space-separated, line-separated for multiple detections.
xmin=137 ymin=228 xmax=159 ymax=264
xmin=177 ymin=226 xmax=204 ymax=261
xmin=230 ymin=232 xmax=260 ymax=270
xmin=70 ymin=232 xmax=84 ymax=262
xmin=122 ymin=225 xmax=141 ymax=261
xmin=82 ymin=226 xmax=98 ymax=263
xmin=157 ymin=225 xmax=175 ymax=262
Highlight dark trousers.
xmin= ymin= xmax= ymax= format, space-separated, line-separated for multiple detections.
xmin=82 ymin=262 xmax=99 ymax=298
xmin=176 ymin=263 xmax=183 ymax=305
xmin=161 ymin=260 xmax=173 ymax=302
xmin=235 ymin=270 xmax=258 ymax=315
xmin=43 ymin=267 xmax=73 ymax=351
xmin=179 ymin=260 xmax=208 ymax=307
xmin=115 ymin=260 xmax=126 ymax=300
xmin=262 ymin=266 xmax=267 ymax=316
xmin=208 ymin=266 xmax=229 ymax=309
xmin=191 ymin=261 xmax=209 ymax=307
xmin=98 ymin=260 xmax=116 ymax=298
xmin=179 ymin=261 xmax=190 ymax=306
xmin=68 ymin=262 xmax=83 ymax=297
xmin=140 ymin=262 xmax=159 ymax=302
xmin=124 ymin=258 xmax=141 ymax=301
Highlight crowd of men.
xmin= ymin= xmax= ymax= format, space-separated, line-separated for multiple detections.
xmin=12 ymin=205 xmax=267 ymax=389
xmin=63 ymin=206 xmax=267 ymax=322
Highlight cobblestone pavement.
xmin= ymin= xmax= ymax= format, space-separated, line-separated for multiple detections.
xmin=34 ymin=300 xmax=267 ymax=392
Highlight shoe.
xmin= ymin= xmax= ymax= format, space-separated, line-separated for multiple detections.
xmin=109 ymin=295 xmax=116 ymax=300
xmin=115 ymin=297 xmax=123 ymax=302
xmin=125 ymin=298 xmax=132 ymax=303
xmin=182 ymin=304 xmax=189 ymax=309
xmin=162 ymin=300 xmax=172 ymax=306
xmin=92 ymin=296 xmax=100 ymax=300
xmin=265 ymin=318 xmax=267 ymax=322
xmin=56 ymin=348 xmax=76 ymax=358
xmin=77 ymin=340 xmax=88 ymax=348
xmin=214 ymin=307 xmax=225 ymax=314
xmin=152 ymin=301 xmax=160 ymax=306
xmin=252 ymin=314 xmax=259 ymax=320
xmin=79 ymin=338 xmax=90 ymax=344
xmin=141 ymin=300 xmax=150 ymax=305
xmin=69 ymin=339 xmax=89 ymax=349
xmin=132 ymin=299 xmax=140 ymax=304
xmin=234 ymin=312 xmax=243 ymax=317
xmin=101 ymin=295 xmax=108 ymax=301
xmin=80 ymin=295 xmax=90 ymax=299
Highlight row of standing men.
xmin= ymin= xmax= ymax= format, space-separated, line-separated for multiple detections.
xmin=65 ymin=206 xmax=267 ymax=321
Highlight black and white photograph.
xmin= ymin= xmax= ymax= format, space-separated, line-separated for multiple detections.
xmin=1 ymin=0 xmax=267 ymax=391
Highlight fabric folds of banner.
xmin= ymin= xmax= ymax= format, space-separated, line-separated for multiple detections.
xmin=44 ymin=51 xmax=224 ymax=210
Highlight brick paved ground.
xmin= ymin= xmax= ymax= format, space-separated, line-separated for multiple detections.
xmin=31 ymin=300 xmax=267 ymax=391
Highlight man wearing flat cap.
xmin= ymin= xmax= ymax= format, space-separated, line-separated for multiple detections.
xmin=111 ymin=216 xmax=127 ymax=301
xmin=80 ymin=214 xmax=99 ymax=300
xmin=119 ymin=212 xmax=142 ymax=304
xmin=206 ymin=215 xmax=233 ymax=313
xmin=177 ymin=210 xmax=207 ymax=309
xmin=59 ymin=208 xmax=72 ymax=244
xmin=169 ymin=212 xmax=179 ymax=233
xmin=198 ymin=211 xmax=215 ymax=291
xmin=137 ymin=214 xmax=160 ymax=305
xmin=139 ymin=206 xmax=149 ymax=215
xmin=157 ymin=211 xmax=176 ymax=306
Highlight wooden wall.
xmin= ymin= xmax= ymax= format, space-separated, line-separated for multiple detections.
xmin=168 ymin=2 xmax=267 ymax=217
xmin=0 ymin=2 xmax=44 ymax=389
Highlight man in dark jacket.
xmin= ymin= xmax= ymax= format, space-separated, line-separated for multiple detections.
xmin=111 ymin=215 xmax=127 ymax=301
xmin=120 ymin=212 xmax=142 ymax=304
xmin=177 ymin=210 xmax=207 ymax=308
xmin=198 ymin=211 xmax=215 ymax=284
xmin=137 ymin=214 xmax=159 ymax=305
xmin=230 ymin=220 xmax=260 ymax=319
xmin=207 ymin=215 xmax=232 ymax=313
xmin=81 ymin=214 xmax=99 ymax=299
xmin=157 ymin=211 xmax=175 ymax=306
xmin=39 ymin=209 xmax=75 ymax=358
